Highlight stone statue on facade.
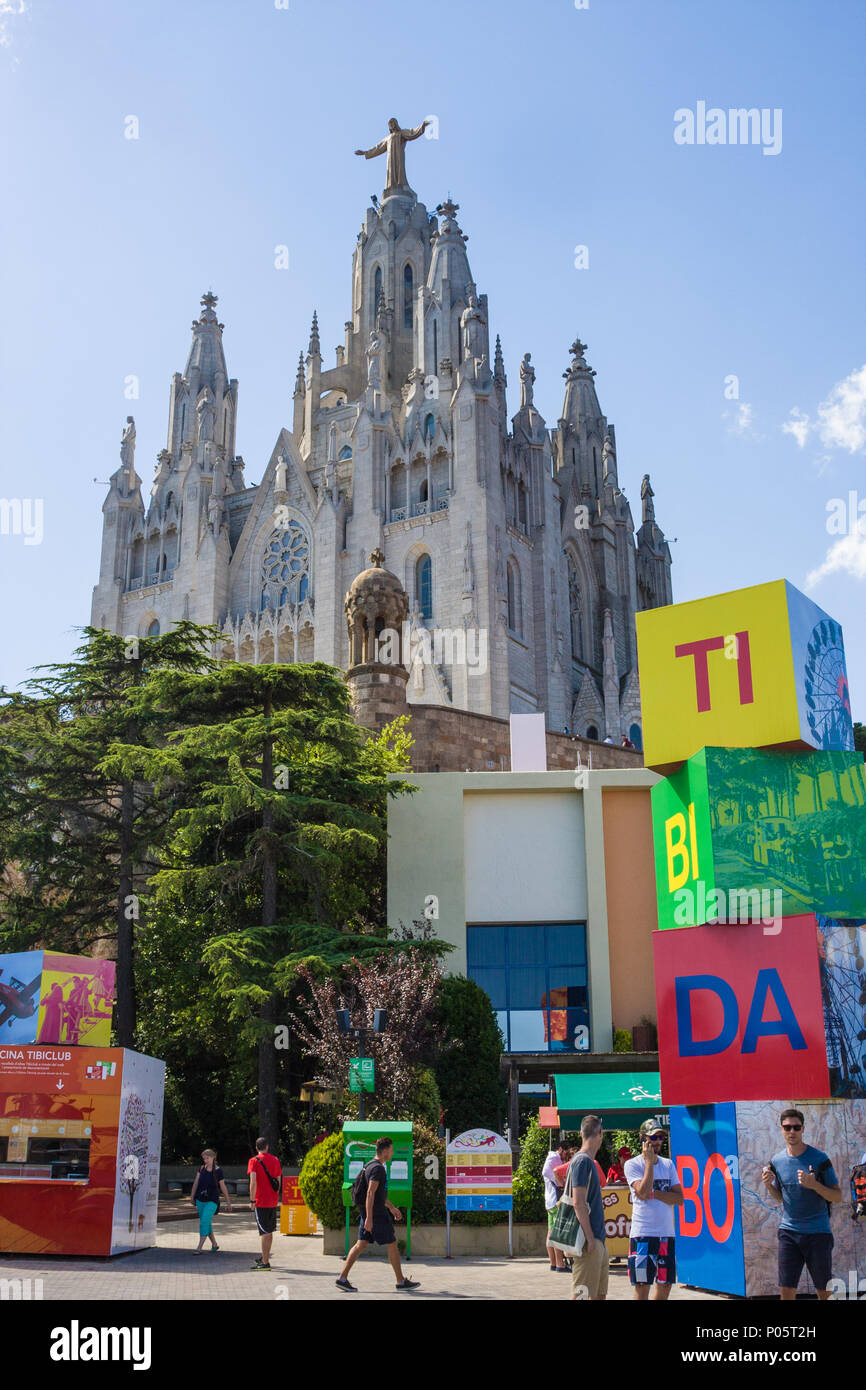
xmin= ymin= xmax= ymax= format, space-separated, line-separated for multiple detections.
xmin=120 ymin=416 xmax=136 ymax=468
xmin=461 ymin=286 xmax=485 ymax=362
xmin=197 ymin=388 xmax=215 ymax=443
xmin=519 ymin=353 xmax=535 ymax=408
xmin=366 ymin=328 xmax=384 ymax=390
xmin=355 ymin=117 xmax=431 ymax=195
xmin=274 ymin=453 xmax=288 ymax=493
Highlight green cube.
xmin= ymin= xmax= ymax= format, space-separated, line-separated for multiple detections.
xmin=651 ymin=747 xmax=866 ymax=929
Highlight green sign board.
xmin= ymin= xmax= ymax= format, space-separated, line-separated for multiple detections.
xmin=349 ymin=1057 xmax=375 ymax=1093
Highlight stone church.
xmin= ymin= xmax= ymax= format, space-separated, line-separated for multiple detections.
xmin=91 ymin=119 xmax=672 ymax=746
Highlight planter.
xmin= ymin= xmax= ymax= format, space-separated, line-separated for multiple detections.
xmin=631 ymin=1023 xmax=656 ymax=1051
xmin=321 ymin=1222 xmax=549 ymax=1258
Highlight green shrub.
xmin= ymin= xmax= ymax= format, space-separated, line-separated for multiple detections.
xmin=298 ymin=1132 xmax=344 ymax=1228
xmin=406 ymin=1066 xmax=442 ymax=1129
xmin=512 ymin=1114 xmax=550 ymax=1223
xmin=433 ymin=976 xmax=504 ymax=1135
xmin=410 ymin=1120 xmax=446 ymax=1223
xmin=613 ymin=1028 xmax=633 ymax=1053
xmin=606 ymin=1129 xmax=640 ymax=1166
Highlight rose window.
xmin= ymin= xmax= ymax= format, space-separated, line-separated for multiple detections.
xmin=261 ymin=523 xmax=310 ymax=610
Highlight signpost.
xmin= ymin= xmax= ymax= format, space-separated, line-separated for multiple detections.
xmin=349 ymin=1057 xmax=375 ymax=1094
xmin=445 ymin=1128 xmax=513 ymax=1257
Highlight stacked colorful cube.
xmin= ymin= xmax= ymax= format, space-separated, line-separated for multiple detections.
xmin=636 ymin=579 xmax=866 ymax=1296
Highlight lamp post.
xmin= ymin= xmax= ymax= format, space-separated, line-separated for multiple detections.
xmin=336 ymin=1008 xmax=388 ymax=1120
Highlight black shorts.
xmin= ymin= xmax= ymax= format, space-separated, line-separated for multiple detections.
xmin=778 ymin=1230 xmax=834 ymax=1291
xmin=358 ymin=1214 xmax=396 ymax=1246
xmin=255 ymin=1206 xmax=278 ymax=1235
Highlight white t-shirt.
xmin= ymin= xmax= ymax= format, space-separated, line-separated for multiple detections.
xmin=624 ymin=1154 xmax=679 ymax=1238
xmin=542 ymin=1151 xmax=564 ymax=1210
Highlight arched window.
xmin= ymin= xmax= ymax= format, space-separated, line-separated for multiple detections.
xmin=416 ymin=554 xmax=432 ymax=620
xmin=506 ymin=560 xmax=522 ymax=637
xmin=518 ymin=484 xmax=528 ymax=532
xmin=568 ymin=565 xmax=584 ymax=661
xmin=261 ymin=521 xmax=310 ymax=611
xmin=586 ymin=725 xmax=598 ymax=741
xmin=374 ymin=266 xmax=383 ymax=318
xmin=419 ymin=479 xmax=428 ymax=503
xmin=146 ymin=620 xmax=160 ymax=638
xmin=338 ymin=445 xmax=353 ymax=461
xmin=629 ymin=723 xmax=643 ymax=751
xmin=423 ymin=413 xmax=435 ymax=442
xmin=403 ymin=263 xmax=413 ymax=330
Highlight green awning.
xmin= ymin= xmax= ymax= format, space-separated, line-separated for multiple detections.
xmin=554 ymin=1072 xmax=662 ymax=1116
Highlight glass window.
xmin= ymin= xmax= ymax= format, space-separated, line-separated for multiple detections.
xmin=416 ymin=554 xmax=432 ymax=621
xmin=466 ymin=926 xmax=505 ymax=967
xmin=146 ymin=620 xmax=160 ymax=638
xmin=630 ymin=723 xmax=643 ymax=751
xmin=467 ymin=922 xmax=590 ymax=1054
xmin=403 ymin=263 xmax=414 ymax=330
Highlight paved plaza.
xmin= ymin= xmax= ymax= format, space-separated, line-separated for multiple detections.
xmin=0 ymin=1214 xmax=724 ymax=1301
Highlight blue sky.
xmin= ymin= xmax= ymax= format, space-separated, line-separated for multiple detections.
xmin=1 ymin=0 xmax=864 ymax=714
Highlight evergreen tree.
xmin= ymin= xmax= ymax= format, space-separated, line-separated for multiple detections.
xmin=113 ymin=661 xmax=414 ymax=1146
xmin=0 ymin=623 xmax=217 ymax=1045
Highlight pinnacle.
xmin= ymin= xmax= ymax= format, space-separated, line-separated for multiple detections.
xmin=308 ymin=311 xmax=321 ymax=357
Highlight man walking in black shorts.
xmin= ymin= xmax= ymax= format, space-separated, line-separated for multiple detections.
xmin=762 ymin=1108 xmax=842 ymax=1299
xmin=336 ymin=1136 xmax=419 ymax=1292
xmin=247 ymin=1136 xmax=282 ymax=1272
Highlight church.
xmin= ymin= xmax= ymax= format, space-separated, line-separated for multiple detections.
xmin=91 ymin=118 xmax=673 ymax=746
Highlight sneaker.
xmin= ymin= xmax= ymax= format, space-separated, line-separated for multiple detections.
xmin=250 ymin=1260 xmax=271 ymax=1271
xmin=335 ymin=1277 xmax=357 ymax=1292
xmin=395 ymin=1277 xmax=420 ymax=1290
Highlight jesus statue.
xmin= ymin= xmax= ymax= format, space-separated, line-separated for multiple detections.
xmin=355 ymin=117 xmax=430 ymax=196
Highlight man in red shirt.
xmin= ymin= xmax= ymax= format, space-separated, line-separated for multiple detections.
xmin=247 ymin=1136 xmax=282 ymax=1271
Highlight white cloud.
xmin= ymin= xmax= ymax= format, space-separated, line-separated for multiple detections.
xmin=806 ymin=518 xmax=866 ymax=588
xmin=784 ymin=364 xmax=866 ymax=455
xmin=0 ymin=1 xmax=26 ymax=50
xmin=723 ymin=403 xmax=761 ymax=437
xmin=816 ymin=363 xmax=866 ymax=453
xmin=782 ymin=407 xmax=810 ymax=448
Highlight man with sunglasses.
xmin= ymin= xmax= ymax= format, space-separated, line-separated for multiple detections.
xmin=762 ymin=1108 xmax=842 ymax=1300
xmin=624 ymin=1118 xmax=683 ymax=1300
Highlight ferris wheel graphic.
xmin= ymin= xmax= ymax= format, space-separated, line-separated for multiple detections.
xmin=803 ymin=618 xmax=853 ymax=750
xmin=817 ymin=916 xmax=866 ymax=1098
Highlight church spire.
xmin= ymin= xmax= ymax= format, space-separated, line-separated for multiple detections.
xmin=494 ymin=334 xmax=505 ymax=382
xmin=294 ymin=350 xmax=306 ymax=395
xmin=307 ymin=311 xmax=321 ymax=360
xmin=293 ymin=350 xmax=306 ymax=440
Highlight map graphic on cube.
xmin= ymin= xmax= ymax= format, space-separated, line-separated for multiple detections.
xmin=635 ymin=579 xmax=854 ymax=773
xmin=650 ymin=746 xmax=866 ymax=931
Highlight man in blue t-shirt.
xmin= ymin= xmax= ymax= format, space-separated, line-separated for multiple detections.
xmin=761 ymin=1107 xmax=842 ymax=1300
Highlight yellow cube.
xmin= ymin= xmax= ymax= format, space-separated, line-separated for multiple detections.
xmin=635 ymin=579 xmax=853 ymax=773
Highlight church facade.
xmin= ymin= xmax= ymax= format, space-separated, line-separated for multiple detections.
xmin=91 ymin=122 xmax=673 ymax=744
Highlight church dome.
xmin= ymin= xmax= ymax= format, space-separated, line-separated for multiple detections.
xmin=345 ymin=550 xmax=408 ymax=620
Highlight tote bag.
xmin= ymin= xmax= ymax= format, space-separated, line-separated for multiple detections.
xmin=548 ymin=1159 xmax=587 ymax=1257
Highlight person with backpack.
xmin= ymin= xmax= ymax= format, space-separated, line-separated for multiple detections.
xmin=190 ymin=1146 xmax=232 ymax=1253
xmin=761 ymin=1107 xmax=842 ymax=1299
xmin=247 ymin=1136 xmax=282 ymax=1272
xmin=335 ymin=1136 xmax=419 ymax=1293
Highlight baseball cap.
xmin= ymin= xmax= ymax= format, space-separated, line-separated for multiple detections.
xmin=639 ymin=1118 xmax=665 ymax=1138
xmin=617 ymin=1145 xmax=632 ymax=1156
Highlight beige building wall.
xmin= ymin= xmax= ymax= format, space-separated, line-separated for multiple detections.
xmin=387 ymin=768 xmax=659 ymax=1054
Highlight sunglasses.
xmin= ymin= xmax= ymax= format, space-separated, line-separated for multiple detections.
xmin=781 ymin=1123 xmax=803 ymax=1132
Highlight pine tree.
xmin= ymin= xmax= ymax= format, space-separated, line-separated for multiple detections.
xmin=115 ymin=661 xmax=415 ymax=1147
xmin=0 ymin=623 xmax=217 ymax=1045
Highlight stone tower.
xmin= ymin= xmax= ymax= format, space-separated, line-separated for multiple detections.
xmin=344 ymin=548 xmax=410 ymax=734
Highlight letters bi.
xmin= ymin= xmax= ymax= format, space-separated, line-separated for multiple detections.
xmin=665 ymin=802 xmax=699 ymax=891
xmin=675 ymin=969 xmax=807 ymax=1057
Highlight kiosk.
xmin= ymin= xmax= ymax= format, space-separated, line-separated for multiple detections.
xmin=341 ymin=1119 xmax=414 ymax=1257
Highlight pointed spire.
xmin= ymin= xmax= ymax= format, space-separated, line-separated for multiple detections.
xmin=294 ymin=350 xmax=305 ymax=397
xmin=307 ymin=311 xmax=321 ymax=359
xmin=494 ymin=334 xmax=505 ymax=381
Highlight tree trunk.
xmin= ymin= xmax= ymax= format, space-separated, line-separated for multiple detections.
xmin=258 ymin=694 xmax=279 ymax=1148
xmin=116 ymin=779 xmax=136 ymax=1048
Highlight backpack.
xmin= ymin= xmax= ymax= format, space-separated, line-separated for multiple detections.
xmin=351 ymin=1159 xmax=376 ymax=1211
xmin=850 ymin=1162 xmax=866 ymax=1220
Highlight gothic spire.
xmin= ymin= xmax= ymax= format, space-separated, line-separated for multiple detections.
xmin=494 ymin=334 xmax=506 ymax=381
xmin=183 ymin=289 xmax=229 ymax=388
xmin=307 ymin=310 xmax=321 ymax=359
xmin=294 ymin=350 xmax=306 ymax=397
